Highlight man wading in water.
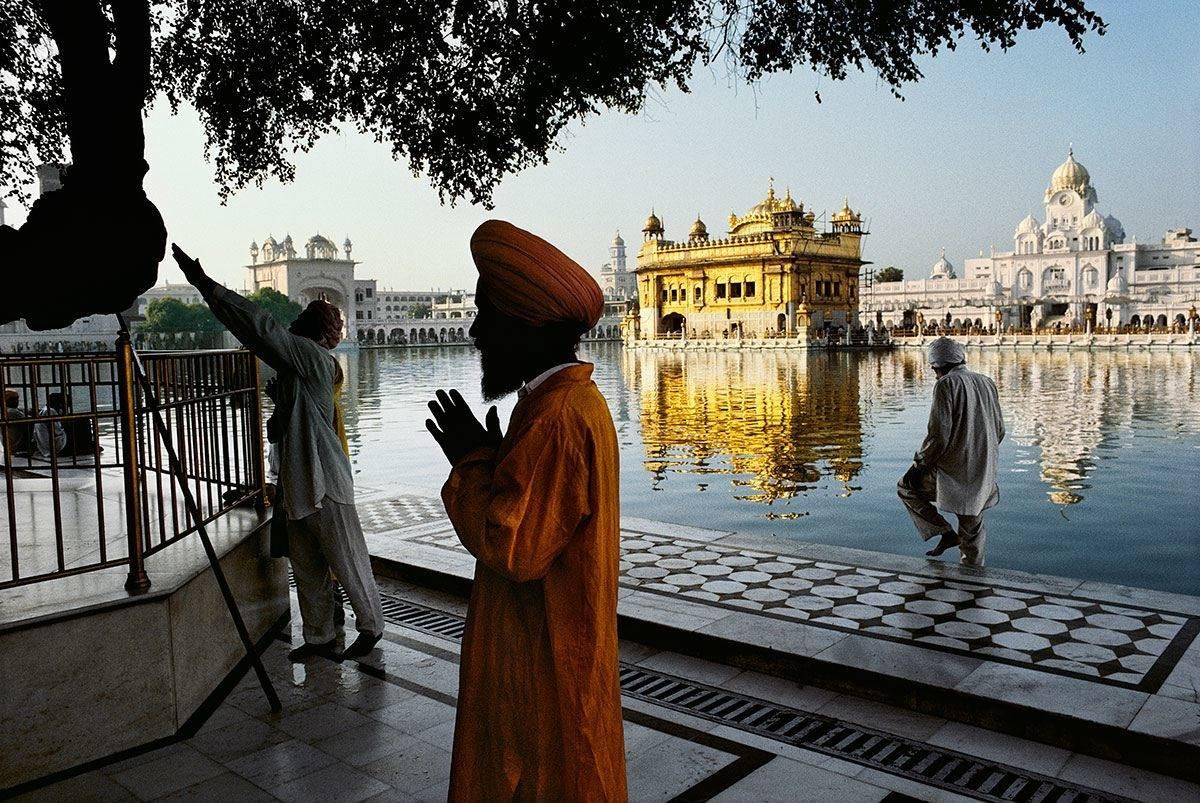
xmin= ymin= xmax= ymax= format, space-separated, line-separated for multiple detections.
xmin=898 ymin=336 xmax=1005 ymax=567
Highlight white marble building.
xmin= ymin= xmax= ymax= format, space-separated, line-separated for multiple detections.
xmin=862 ymin=149 xmax=1200 ymax=331
xmin=247 ymin=233 xmax=479 ymax=345
xmin=599 ymin=230 xmax=636 ymax=301
xmin=136 ymin=282 xmax=204 ymax=316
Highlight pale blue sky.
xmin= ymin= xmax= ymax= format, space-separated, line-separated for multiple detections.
xmin=6 ymin=0 xmax=1198 ymax=290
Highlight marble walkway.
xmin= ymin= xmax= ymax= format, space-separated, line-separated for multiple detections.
xmin=354 ymin=490 xmax=1200 ymax=786
xmin=16 ymin=580 xmax=1198 ymax=803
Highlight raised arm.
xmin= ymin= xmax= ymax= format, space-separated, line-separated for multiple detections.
xmin=172 ymin=245 xmax=316 ymax=375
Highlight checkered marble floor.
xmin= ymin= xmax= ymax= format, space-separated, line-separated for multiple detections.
xmin=401 ymin=519 xmax=1198 ymax=693
xmin=358 ymin=495 xmax=448 ymax=533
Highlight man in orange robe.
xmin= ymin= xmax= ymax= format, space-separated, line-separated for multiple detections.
xmin=426 ymin=220 xmax=626 ymax=802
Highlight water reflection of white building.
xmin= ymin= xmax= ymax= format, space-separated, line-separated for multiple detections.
xmin=885 ymin=349 xmax=1200 ymax=506
xmin=862 ymin=149 xmax=1200 ymax=331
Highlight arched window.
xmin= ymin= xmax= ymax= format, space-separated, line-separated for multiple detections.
xmin=1043 ymin=267 xmax=1065 ymax=287
xmin=1083 ymin=267 xmax=1098 ymax=288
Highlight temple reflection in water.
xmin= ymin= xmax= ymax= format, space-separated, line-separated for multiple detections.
xmin=326 ymin=344 xmax=1197 ymax=592
xmin=624 ymin=347 xmax=1200 ymax=512
xmin=623 ymin=349 xmax=865 ymax=513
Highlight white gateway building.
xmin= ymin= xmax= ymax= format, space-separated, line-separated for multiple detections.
xmin=862 ymin=149 xmax=1200 ymax=331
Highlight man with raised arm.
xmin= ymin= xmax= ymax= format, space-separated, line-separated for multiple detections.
xmin=426 ymin=221 xmax=626 ymax=802
xmin=898 ymin=336 xmax=1005 ymax=566
xmin=172 ymin=245 xmax=383 ymax=661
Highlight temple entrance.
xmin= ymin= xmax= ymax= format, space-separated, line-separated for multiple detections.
xmin=777 ymin=313 xmax=787 ymax=334
xmin=660 ymin=312 xmax=685 ymax=335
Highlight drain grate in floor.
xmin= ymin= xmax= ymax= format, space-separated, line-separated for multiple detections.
xmin=296 ymin=578 xmax=1129 ymax=803
xmin=618 ymin=664 xmax=1127 ymax=803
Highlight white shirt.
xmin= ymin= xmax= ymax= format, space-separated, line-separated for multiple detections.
xmin=206 ymin=285 xmax=354 ymax=520
xmin=915 ymin=364 xmax=1006 ymax=516
xmin=33 ymin=406 xmax=66 ymax=458
xmin=518 ymin=363 xmax=577 ymax=399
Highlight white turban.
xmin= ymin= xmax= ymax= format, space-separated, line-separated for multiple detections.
xmin=928 ymin=336 xmax=966 ymax=367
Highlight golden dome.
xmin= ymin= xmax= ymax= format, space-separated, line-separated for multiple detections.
xmin=746 ymin=179 xmax=797 ymax=217
xmin=831 ymin=197 xmax=859 ymax=222
xmin=688 ymin=215 xmax=708 ymax=240
xmin=728 ymin=180 xmax=807 ymax=236
xmin=642 ymin=209 xmax=663 ymax=234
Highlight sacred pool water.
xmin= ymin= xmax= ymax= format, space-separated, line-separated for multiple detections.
xmin=337 ymin=344 xmax=1199 ymax=595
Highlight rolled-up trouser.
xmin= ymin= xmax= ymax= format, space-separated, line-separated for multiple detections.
xmin=288 ymin=498 xmax=384 ymax=644
xmin=897 ymin=468 xmax=987 ymax=567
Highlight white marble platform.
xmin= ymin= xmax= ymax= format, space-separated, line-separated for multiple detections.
xmin=354 ymin=491 xmax=1200 ymax=785
xmin=0 ymin=508 xmax=287 ymax=788
xmin=13 ymin=582 xmax=1197 ymax=802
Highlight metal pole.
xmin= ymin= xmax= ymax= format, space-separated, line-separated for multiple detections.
xmin=116 ymin=315 xmax=280 ymax=711
xmin=116 ymin=332 xmax=150 ymax=593
xmin=248 ymin=357 xmax=268 ymax=515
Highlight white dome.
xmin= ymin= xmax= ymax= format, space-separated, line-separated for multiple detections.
xmin=930 ymin=249 xmax=956 ymax=279
xmin=1106 ymin=268 xmax=1127 ymax=295
xmin=1016 ymin=214 xmax=1040 ymax=233
xmin=1046 ymin=147 xmax=1097 ymax=204
xmin=1081 ymin=209 xmax=1105 ymax=229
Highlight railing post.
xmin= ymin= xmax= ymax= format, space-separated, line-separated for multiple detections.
xmin=117 ymin=333 xmax=150 ymax=593
xmin=248 ymin=353 xmax=268 ymax=515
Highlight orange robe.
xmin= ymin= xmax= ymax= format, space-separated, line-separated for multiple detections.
xmin=442 ymin=363 xmax=627 ymax=802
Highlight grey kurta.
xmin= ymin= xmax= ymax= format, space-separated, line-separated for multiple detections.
xmin=914 ymin=364 xmax=1005 ymax=516
xmin=204 ymin=285 xmax=354 ymax=520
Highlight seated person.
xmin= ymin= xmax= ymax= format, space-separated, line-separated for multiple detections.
xmin=33 ymin=392 xmax=68 ymax=459
xmin=59 ymin=393 xmax=96 ymax=456
xmin=3 ymin=389 xmax=32 ymax=457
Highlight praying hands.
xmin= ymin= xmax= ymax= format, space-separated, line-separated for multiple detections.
xmin=426 ymin=389 xmax=502 ymax=465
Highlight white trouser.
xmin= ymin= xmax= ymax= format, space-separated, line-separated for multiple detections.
xmin=288 ymin=498 xmax=384 ymax=644
xmin=897 ymin=469 xmax=988 ymax=567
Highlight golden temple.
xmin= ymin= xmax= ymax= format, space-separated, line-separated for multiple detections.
xmin=630 ymin=180 xmax=867 ymax=343
xmin=625 ymin=349 xmax=864 ymax=507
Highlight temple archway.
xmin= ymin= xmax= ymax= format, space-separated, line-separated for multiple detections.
xmin=660 ymin=312 xmax=685 ymax=334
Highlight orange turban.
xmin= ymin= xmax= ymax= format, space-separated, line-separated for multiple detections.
xmin=470 ymin=220 xmax=604 ymax=330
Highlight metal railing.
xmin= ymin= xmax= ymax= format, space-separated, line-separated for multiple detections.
xmin=0 ymin=337 xmax=265 ymax=590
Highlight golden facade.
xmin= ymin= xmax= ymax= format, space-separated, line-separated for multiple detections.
xmin=633 ymin=181 xmax=866 ymax=341
xmin=624 ymin=349 xmax=864 ymax=508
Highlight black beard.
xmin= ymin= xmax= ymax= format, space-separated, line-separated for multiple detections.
xmin=479 ymin=348 xmax=523 ymax=402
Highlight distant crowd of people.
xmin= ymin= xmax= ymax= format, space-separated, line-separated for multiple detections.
xmin=2 ymin=389 xmax=96 ymax=462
